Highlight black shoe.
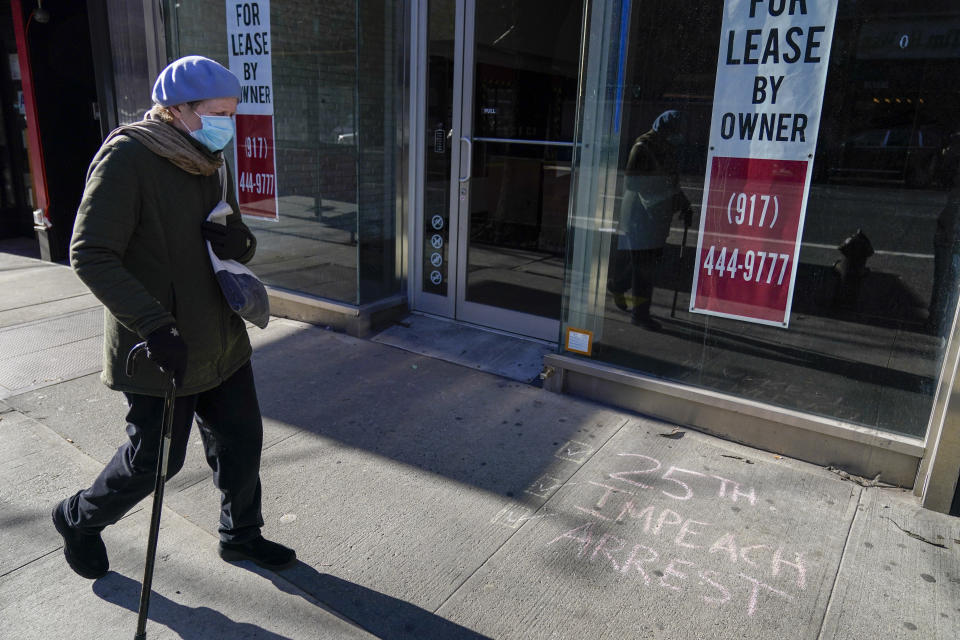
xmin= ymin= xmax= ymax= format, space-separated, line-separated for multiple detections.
xmin=219 ymin=536 xmax=296 ymax=569
xmin=51 ymin=501 xmax=108 ymax=579
xmin=631 ymin=315 xmax=661 ymax=331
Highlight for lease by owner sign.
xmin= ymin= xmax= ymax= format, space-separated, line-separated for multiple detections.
xmin=226 ymin=1 xmax=278 ymax=220
xmin=690 ymin=0 xmax=837 ymax=326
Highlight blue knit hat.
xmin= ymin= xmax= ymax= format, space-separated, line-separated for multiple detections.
xmin=152 ymin=56 xmax=241 ymax=107
xmin=652 ymin=110 xmax=683 ymax=133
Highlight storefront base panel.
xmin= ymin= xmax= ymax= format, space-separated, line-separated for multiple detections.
xmin=267 ymin=288 xmax=408 ymax=338
xmin=544 ymin=354 xmax=923 ymax=489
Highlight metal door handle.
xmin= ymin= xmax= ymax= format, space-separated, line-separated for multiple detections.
xmin=458 ymin=137 xmax=472 ymax=183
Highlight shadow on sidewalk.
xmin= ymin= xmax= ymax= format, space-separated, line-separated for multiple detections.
xmin=92 ymin=572 xmax=294 ymax=639
xmin=0 ymin=237 xmax=42 ymax=260
xmin=250 ymin=328 xmax=602 ymax=505
xmin=235 ymin=560 xmax=492 ymax=640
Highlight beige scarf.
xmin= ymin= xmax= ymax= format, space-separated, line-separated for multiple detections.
xmin=105 ymin=110 xmax=222 ymax=176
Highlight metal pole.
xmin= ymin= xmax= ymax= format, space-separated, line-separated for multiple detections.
xmin=671 ymin=213 xmax=691 ymax=318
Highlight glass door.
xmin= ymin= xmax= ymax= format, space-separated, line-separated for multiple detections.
xmin=415 ymin=0 xmax=583 ymax=341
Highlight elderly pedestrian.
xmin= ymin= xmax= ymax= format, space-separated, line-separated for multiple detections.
xmin=51 ymin=55 xmax=294 ymax=579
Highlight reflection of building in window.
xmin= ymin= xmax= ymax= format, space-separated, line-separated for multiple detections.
xmin=567 ymin=0 xmax=960 ymax=439
xmin=173 ymin=1 xmax=404 ymax=305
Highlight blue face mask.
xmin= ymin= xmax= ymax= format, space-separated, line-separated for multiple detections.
xmin=189 ymin=114 xmax=235 ymax=152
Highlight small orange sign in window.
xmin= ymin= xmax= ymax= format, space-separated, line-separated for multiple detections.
xmin=564 ymin=327 xmax=594 ymax=356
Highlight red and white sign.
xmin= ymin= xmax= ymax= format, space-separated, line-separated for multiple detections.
xmin=693 ymin=157 xmax=807 ymax=323
xmin=690 ymin=0 xmax=838 ymax=327
xmin=226 ymin=0 xmax=278 ymax=220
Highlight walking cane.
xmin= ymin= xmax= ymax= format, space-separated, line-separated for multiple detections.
xmin=125 ymin=342 xmax=176 ymax=640
xmin=671 ymin=209 xmax=692 ymax=318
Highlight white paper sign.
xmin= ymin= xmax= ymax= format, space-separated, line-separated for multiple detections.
xmin=708 ymin=0 xmax=838 ymax=161
xmin=226 ymin=0 xmax=274 ymax=117
xmin=226 ymin=0 xmax=279 ymax=220
xmin=689 ymin=0 xmax=838 ymax=327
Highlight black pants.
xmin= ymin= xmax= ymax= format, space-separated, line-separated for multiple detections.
xmin=608 ymin=248 xmax=664 ymax=318
xmin=63 ymin=361 xmax=264 ymax=544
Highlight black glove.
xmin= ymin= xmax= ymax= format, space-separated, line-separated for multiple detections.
xmin=202 ymin=221 xmax=254 ymax=261
xmin=145 ymin=324 xmax=188 ymax=385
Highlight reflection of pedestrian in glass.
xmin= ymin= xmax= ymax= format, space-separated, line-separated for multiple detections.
xmin=930 ymin=131 xmax=960 ymax=335
xmin=608 ymin=110 xmax=693 ymax=330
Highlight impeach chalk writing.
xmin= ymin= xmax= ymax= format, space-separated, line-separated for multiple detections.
xmin=547 ymin=521 xmax=797 ymax=617
xmin=605 ymin=453 xmax=758 ymax=504
xmin=541 ymin=449 xmax=809 ymax=620
xmin=571 ymin=491 xmax=806 ymax=590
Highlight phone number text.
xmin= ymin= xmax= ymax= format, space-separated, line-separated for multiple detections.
xmin=701 ymin=246 xmax=791 ymax=285
xmin=238 ymin=171 xmax=275 ymax=196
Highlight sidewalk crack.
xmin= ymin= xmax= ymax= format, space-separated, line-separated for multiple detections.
xmin=262 ymin=431 xmax=301 ymax=452
xmin=815 ymin=487 xmax=864 ymax=640
xmin=0 ymin=293 xmax=96 ymax=316
xmin=0 ymin=547 xmax=60 ymax=579
xmin=884 ymin=516 xmax=949 ymax=549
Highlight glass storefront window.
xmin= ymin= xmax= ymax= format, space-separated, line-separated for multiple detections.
xmin=165 ymin=0 xmax=404 ymax=305
xmin=417 ymin=0 xmax=579 ymax=341
xmin=464 ymin=0 xmax=580 ymax=320
xmin=103 ymin=1 xmax=166 ymax=127
xmin=564 ymin=0 xmax=960 ymax=439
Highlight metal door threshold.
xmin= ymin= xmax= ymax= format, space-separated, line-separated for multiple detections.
xmin=371 ymin=312 xmax=555 ymax=383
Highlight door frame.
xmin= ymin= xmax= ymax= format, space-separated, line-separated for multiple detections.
xmin=409 ymin=0 xmax=564 ymax=341
xmin=10 ymin=0 xmax=49 ymax=234
xmin=409 ymin=0 xmax=465 ymax=320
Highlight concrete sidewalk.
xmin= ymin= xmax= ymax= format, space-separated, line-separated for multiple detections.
xmin=1 ymin=244 xmax=958 ymax=640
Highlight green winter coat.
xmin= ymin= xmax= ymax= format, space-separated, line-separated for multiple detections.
xmin=70 ymin=127 xmax=256 ymax=397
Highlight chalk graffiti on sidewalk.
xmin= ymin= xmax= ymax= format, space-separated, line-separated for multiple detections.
xmin=594 ymin=453 xmax=758 ymax=504
xmin=543 ymin=450 xmax=808 ymax=619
